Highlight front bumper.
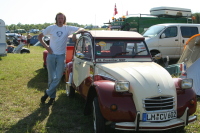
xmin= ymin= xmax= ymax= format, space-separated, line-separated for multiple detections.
xmin=113 ymin=108 xmax=197 ymax=131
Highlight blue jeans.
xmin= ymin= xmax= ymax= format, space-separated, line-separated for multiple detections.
xmin=46 ymin=53 xmax=65 ymax=98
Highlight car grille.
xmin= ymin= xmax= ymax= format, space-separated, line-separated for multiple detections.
xmin=143 ymin=96 xmax=175 ymax=111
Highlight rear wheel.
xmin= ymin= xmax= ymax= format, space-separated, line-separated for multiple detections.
xmin=93 ymin=97 xmax=105 ymax=133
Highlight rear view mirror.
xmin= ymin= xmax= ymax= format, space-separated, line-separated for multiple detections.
xmin=76 ymin=53 xmax=85 ymax=58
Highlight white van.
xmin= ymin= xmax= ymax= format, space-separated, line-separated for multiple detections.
xmin=142 ymin=23 xmax=200 ymax=59
xmin=0 ymin=19 xmax=7 ymax=57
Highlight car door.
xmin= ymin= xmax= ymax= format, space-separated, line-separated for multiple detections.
xmin=73 ymin=36 xmax=93 ymax=92
xmin=158 ymin=26 xmax=180 ymax=58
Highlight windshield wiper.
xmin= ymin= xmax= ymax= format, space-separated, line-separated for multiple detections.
xmin=132 ymin=50 xmax=147 ymax=57
xmin=112 ymin=52 xmax=129 ymax=58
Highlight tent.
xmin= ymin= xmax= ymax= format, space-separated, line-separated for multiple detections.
xmin=177 ymin=34 xmax=200 ymax=96
xmin=178 ymin=34 xmax=200 ymax=68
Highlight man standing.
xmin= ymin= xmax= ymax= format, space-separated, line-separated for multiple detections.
xmin=27 ymin=33 xmax=32 ymax=48
xmin=38 ymin=12 xmax=84 ymax=105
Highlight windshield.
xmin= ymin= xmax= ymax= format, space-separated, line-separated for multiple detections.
xmin=142 ymin=25 xmax=165 ymax=37
xmin=94 ymin=39 xmax=150 ymax=58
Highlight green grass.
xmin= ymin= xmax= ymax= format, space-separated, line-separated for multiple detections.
xmin=0 ymin=46 xmax=199 ymax=133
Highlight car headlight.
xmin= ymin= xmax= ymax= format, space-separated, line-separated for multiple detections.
xmin=114 ymin=80 xmax=130 ymax=92
xmin=181 ymin=78 xmax=193 ymax=89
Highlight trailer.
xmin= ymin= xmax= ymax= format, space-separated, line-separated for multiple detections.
xmin=109 ymin=7 xmax=194 ymax=33
xmin=0 ymin=19 xmax=7 ymax=57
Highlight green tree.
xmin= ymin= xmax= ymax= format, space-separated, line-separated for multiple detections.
xmin=192 ymin=13 xmax=200 ymax=23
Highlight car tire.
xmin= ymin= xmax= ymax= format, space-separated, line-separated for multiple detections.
xmin=93 ymin=97 xmax=105 ymax=133
xmin=66 ymin=85 xmax=75 ymax=98
xmin=176 ymin=126 xmax=185 ymax=131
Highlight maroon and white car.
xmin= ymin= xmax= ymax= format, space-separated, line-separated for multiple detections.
xmin=65 ymin=30 xmax=197 ymax=132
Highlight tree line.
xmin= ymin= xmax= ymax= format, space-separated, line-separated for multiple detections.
xmin=193 ymin=13 xmax=200 ymax=23
xmin=5 ymin=22 xmax=86 ymax=32
xmin=5 ymin=13 xmax=200 ymax=32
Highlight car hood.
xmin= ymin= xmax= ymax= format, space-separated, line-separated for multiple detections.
xmin=96 ymin=62 xmax=177 ymax=111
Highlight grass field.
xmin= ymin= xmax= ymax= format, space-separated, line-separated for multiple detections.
xmin=0 ymin=46 xmax=199 ymax=133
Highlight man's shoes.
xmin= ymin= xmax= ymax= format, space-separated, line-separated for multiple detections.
xmin=48 ymin=98 xmax=55 ymax=105
xmin=41 ymin=90 xmax=48 ymax=104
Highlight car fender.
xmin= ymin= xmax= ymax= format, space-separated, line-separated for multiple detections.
xmin=173 ymin=78 xmax=197 ymax=117
xmin=93 ymin=80 xmax=137 ymax=122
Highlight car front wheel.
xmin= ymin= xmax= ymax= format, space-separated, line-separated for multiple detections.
xmin=93 ymin=97 xmax=105 ymax=133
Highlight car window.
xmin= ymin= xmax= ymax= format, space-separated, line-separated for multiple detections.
xmin=163 ymin=27 xmax=177 ymax=38
xmin=180 ymin=26 xmax=199 ymax=38
xmin=94 ymin=39 xmax=149 ymax=58
xmin=75 ymin=36 xmax=92 ymax=60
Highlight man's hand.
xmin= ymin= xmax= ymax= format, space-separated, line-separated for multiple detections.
xmin=72 ymin=33 xmax=77 ymax=42
xmin=38 ymin=33 xmax=53 ymax=53
xmin=46 ymin=46 xmax=53 ymax=54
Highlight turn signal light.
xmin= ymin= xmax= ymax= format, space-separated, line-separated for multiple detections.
xmin=190 ymin=99 xmax=195 ymax=105
xmin=110 ymin=104 xmax=117 ymax=111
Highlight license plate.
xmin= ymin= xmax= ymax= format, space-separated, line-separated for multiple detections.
xmin=142 ymin=111 xmax=177 ymax=122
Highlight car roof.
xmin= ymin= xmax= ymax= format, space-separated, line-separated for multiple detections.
xmin=155 ymin=23 xmax=200 ymax=26
xmin=88 ymin=30 xmax=144 ymax=40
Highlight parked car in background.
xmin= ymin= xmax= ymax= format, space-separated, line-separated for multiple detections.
xmin=13 ymin=29 xmax=26 ymax=33
xmin=30 ymin=35 xmax=38 ymax=45
xmin=65 ymin=30 xmax=197 ymax=132
xmin=142 ymin=23 xmax=200 ymax=60
xmin=101 ymin=25 xmax=108 ymax=28
xmin=84 ymin=26 xmax=99 ymax=29
xmin=6 ymin=33 xmax=19 ymax=38
xmin=29 ymin=29 xmax=39 ymax=34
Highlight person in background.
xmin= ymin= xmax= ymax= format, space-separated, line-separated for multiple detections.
xmin=38 ymin=12 xmax=84 ymax=105
xmin=17 ymin=33 xmax=21 ymax=44
xmin=22 ymin=34 xmax=27 ymax=45
xmin=27 ymin=33 xmax=32 ymax=48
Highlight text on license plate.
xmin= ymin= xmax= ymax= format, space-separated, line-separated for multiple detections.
xmin=142 ymin=111 xmax=177 ymax=122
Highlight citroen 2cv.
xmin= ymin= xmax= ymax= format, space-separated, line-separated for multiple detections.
xmin=65 ymin=30 xmax=197 ymax=132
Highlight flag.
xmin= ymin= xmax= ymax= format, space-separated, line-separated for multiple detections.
xmin=126 ymin=11 xmax=128 ymax=16
xmin=114 ymin=3 xmax=118 ymax=16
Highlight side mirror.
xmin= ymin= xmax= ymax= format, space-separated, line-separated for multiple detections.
xmin=76 ymin=53 xmax=85 ymax=58
xmin=160 ymin=33 xmax=166 ymax=39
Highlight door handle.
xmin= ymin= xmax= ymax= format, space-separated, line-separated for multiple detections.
xmin=175 ymin=39 xmax=178 ymax=41
xmin=182 ymin=40 xmax=185 ymax=44
xmin=77 ymin=62 xmax=81 ymax=65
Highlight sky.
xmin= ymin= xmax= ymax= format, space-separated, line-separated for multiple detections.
xmin=1 ymin=0 xmax=200 ymax=26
